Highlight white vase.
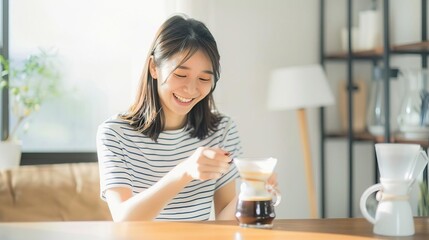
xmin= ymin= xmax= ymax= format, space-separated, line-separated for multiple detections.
xmin=0 ymin=140 xmax=22 ymax=169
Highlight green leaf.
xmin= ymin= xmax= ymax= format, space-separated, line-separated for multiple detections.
xmin=0 ymin=80 xmax=6 ymax=88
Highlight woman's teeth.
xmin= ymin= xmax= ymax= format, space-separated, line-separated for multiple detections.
xmin=174 ymin=94 xmax=193 ymax=103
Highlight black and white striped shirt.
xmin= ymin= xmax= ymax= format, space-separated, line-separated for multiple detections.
xmin=97 ymin=114 xmax=242 ymax=221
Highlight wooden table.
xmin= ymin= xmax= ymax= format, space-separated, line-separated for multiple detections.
xmin=0 ymin=218 xmax=428 ymax=240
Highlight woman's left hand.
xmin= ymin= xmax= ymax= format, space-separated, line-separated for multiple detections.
xmin=267 ymin=172 xmax=281 ymax=206
xmin=267 ymin=172 xmax=278 ymax=188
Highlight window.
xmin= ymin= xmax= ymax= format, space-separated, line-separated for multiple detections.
xmin=6 ymin=0 xmax=171 ymax=154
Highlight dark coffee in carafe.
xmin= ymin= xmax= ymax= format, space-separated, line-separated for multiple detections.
xmin=235 ymin=199 xmax=275 ymax=227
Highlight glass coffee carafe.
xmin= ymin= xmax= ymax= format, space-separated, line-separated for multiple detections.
xmin=397 ymin=68 xmax=429 ymax=138
xmin=233 ymin=157 xmax=281 ymax=229
xmin=367 ymin=67 xmax=387 ymax=136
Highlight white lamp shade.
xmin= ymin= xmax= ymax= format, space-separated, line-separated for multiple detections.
xmin=267 ymin=64 xmax=335 ymax=110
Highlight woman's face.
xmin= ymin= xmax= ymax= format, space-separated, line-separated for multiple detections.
xmin=150 ymin=49 xmax=214 ymax=129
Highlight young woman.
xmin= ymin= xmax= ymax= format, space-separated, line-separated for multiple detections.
xmin=96 ymin=14 xmax=242 ymax=222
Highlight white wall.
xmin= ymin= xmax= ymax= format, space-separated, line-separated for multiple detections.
xmin=215 ymin=0 xmax=321 ymax=219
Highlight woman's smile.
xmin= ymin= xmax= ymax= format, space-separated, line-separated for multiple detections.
xmin=173 ymin=93 xmax=195 ymax=104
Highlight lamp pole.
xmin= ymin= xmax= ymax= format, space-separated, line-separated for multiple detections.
xmin=297 ymin=108 xmax=318 ymax=218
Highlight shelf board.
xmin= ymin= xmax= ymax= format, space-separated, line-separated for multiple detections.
xmin=325 ymin=131 xmax=429 ymax=148
xmin=325 ymin=131 xmax=380 ymax=142
xmin=392 ymin=41 xmax=429 ymax=54
xmin=324 ymin=41 xmax=429 ymax=60
xmin=324 ymin=50 xmax=383 ymax=60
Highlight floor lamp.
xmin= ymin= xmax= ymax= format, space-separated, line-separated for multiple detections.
xmin=267 ymin=64 xmax=334 ymax=218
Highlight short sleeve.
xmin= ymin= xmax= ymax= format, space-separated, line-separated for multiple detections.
xmin=96 ymin=123 xmax=132 ymax=200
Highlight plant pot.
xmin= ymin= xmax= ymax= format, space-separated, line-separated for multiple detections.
xmin=0 ymin=140 xmax=22 ymax=169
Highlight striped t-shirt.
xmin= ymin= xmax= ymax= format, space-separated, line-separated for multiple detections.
xmin=96 ymin=114 xmax=242 ymax=221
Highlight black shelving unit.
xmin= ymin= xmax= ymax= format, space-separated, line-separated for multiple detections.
xmin=320 ymin=0 xmax=429 ymax=218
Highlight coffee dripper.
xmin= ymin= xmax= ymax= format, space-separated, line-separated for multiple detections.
xmin=360 ymin=143 xmax=428 ymax=236
xmin=233 ymin=157 xmax=281 ymax=229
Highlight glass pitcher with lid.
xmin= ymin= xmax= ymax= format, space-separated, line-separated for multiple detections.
xmin=397 ymin=68 xmax=429 ymax=139
xmin=366 ymin=67 xmax=399 ymax=136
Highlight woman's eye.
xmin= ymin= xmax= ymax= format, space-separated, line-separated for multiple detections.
xmin=199 ymin=78 xmax=211 ymax=82
xmin=174 ymin=73 xmax=186 ymax=78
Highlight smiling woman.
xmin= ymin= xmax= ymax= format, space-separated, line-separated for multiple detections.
xmin=96 ymin=14 xmax=243 ymax=222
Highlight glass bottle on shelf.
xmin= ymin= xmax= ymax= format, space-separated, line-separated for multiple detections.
xmin=367 ymin=67 xmax=386 ymax=136
xmin=397 ymin=68 xmax=429 ymax=139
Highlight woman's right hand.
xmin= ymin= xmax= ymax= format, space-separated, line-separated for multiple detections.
xmin=178 ymin=147 xmax=231 ymax=181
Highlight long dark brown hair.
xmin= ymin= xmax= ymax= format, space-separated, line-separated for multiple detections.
xmin=120 ymin=14 xmax=222 ymax=141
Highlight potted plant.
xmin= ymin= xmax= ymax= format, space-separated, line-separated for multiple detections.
xmin=0 ymin=49 xmax=61 ymax=169
xmin=418 ymin=181 xmax=429 ymax=216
